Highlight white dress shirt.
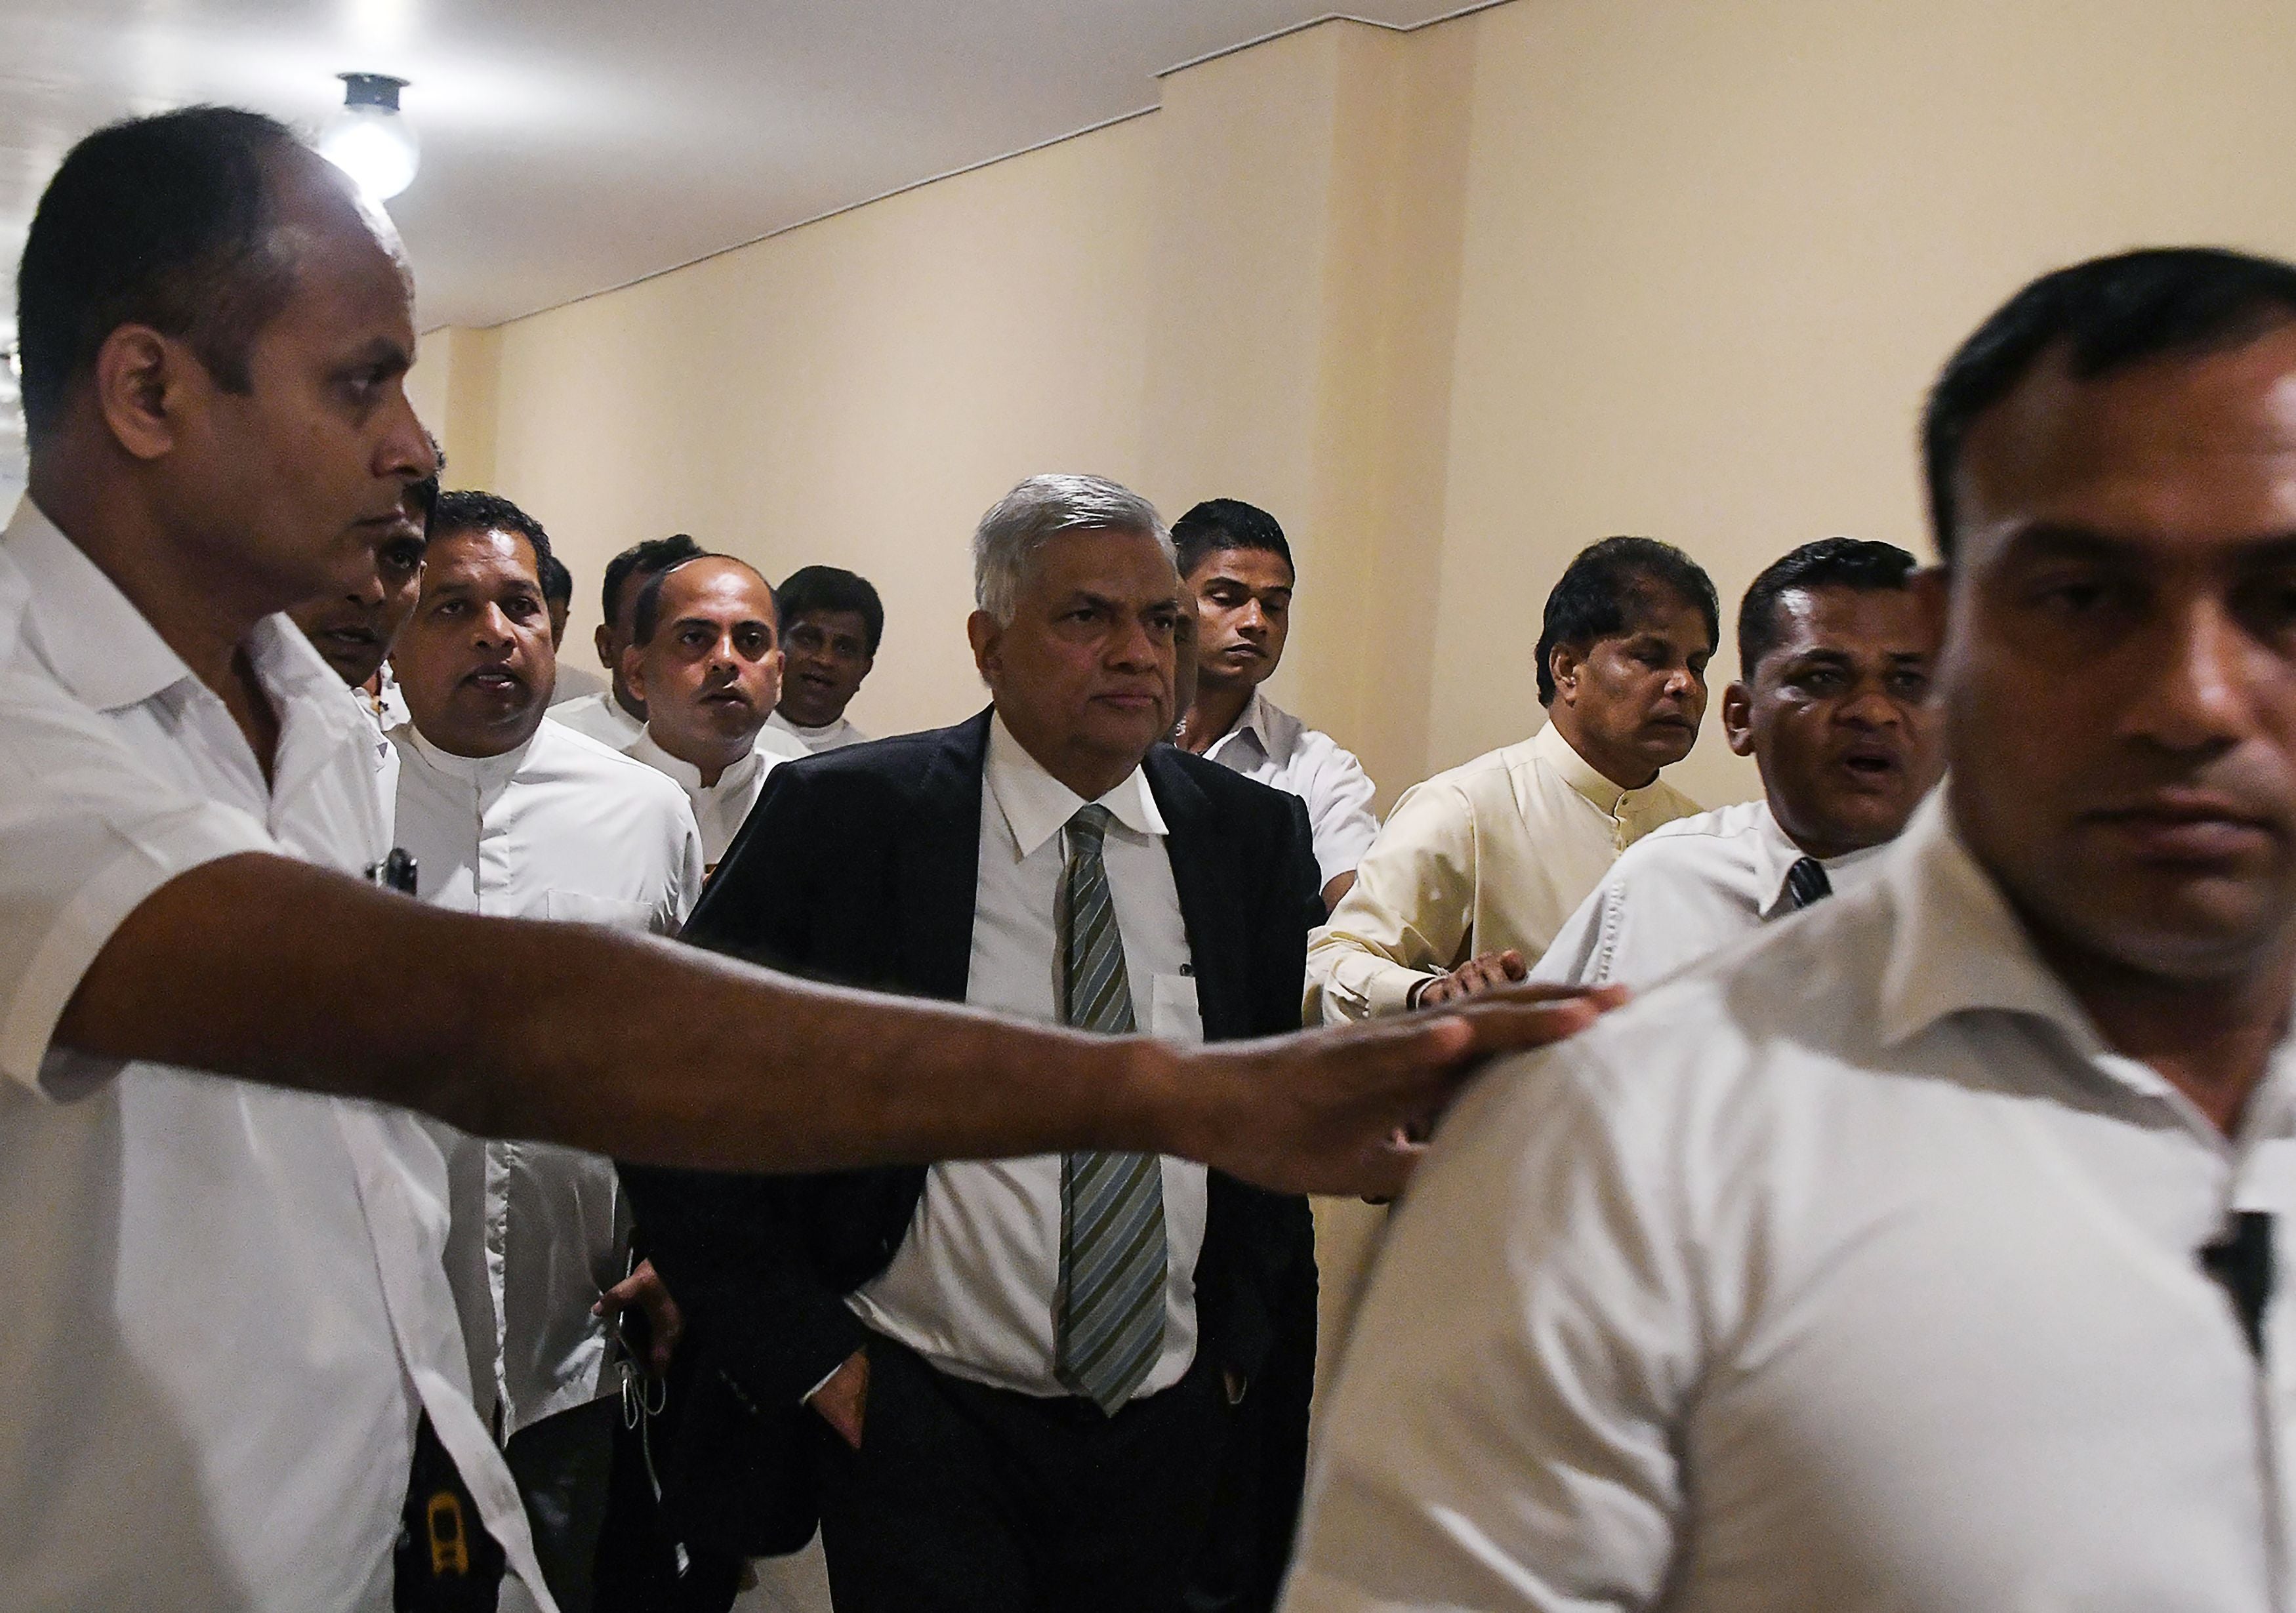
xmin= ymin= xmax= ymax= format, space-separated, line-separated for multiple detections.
xmin=1285 ymin=792 xmax=2296 ymax=1613
xmin=1531 ymin=798 xmax=1891 ymax=991
xmin=1305 ymin=720 xmax=1702 ymax=1021
xmin=390 ymin=720 xmax=705 ymax=1436
xmin=1202 ymin=688 xmax=1378 ymax=890
xmin=626 ymin=726 xmax=802 ymax=867
xmin=0 ymin=500 xmax=554 ymax=1612
xmin=768 ymin=706 xmax=870 ymax=753
xmin=548 ymin=661 xmax=610 ymax=707
xmin=848 ymin=714 xmax=1210 ymax=1399
xmin=548 ymin=688 xmax=645 ymax=750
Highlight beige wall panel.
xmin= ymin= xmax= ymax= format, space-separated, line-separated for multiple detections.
xmin=484 ymin=114 xmax=1161 ymax=736
xmin=1433 ymin=0 xmax=2296 ymax=808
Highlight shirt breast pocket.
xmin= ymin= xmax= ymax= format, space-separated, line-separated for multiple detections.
xmin=1150 ymin=972 xmax=1204 ymax=1045
xmin=541 ymin=891 xmax=656 ymax=933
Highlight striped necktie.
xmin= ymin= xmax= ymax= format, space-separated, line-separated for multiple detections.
xmin=1053 ymin=804 xmax=1168 ymax=1416
xmin=1785 ymin=855 xmax=1832 ymax=910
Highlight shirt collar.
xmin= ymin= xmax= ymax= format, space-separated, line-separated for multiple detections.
xmin=401 ymin=718 xmax=536 ymax=788
xmin=1875 ymin=792 xmax=2113 ymax=1055
xmin=985 ymin=710 xmax=1166 ymax=859
xmin=628 ymin=727 xmax=768 ymax=794
xmin=1751 ymin=801 xmax=1894 ymax=920
xmin=1532 ymin=718 xmax=1668 ymax=818
xmin=5 ymin=497 xmax=195 ymax=711
xmin=1202 ymin=687 xmax=1275 ymax=767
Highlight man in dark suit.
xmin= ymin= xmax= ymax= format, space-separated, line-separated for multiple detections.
xmin=625 ymin=474 xmax=1322 ymax=1612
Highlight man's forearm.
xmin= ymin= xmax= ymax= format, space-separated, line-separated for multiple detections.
xmin=59 ymin=853 xmax=1171 ymax=1173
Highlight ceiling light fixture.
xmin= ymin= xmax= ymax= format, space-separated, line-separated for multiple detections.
xmin=318 ymin=72 xmax=419 ymax=202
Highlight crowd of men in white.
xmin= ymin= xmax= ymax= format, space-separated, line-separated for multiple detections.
xmin=9 ymin=103 xmax=2296 ymax=1613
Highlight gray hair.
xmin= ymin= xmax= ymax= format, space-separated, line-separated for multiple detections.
xmin=972 ymin=474 xmax=1175 ymax=624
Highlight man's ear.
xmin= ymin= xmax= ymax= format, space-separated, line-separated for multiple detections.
xmin=1548 ymin=642 xmax=1581 ymax=704
xmin=92 ymin=325 xmax=191 ymax=462
xmin=966 ymin=610 xmax=1001 ymax=687
xmin=1721 ymin=681 xmax=1757 ymax=758
xmin=621 ymin=645 xmax=649 ymax=708
xmin=594 ymin=622 xmax=616 ymax=673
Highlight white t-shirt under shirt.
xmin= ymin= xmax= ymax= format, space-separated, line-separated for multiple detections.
xmin=0 ymin=499 xmax=554 ymax=1612
xmin=390 ymin=719 xmax=704 ymax=1435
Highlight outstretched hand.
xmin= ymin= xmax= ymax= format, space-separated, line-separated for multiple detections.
xmin=1414 ymin=949 xmax=1530 ymax=1009
xmin=1169 ymin=983 xmax=1626 ymax=1198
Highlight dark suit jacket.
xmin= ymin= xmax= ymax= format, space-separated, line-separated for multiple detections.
xmin=621 ymin=710 xmax=1324 ymax=1599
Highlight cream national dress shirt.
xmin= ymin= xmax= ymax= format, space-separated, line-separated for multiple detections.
xmin=1286 ymin=793 xmax=2296 ymax=1612
xmin=390 ymin=720 xmax=705 ymax=1437
xmin=0 ymin=499 xmax=558 ymax=1612
xmin=846 ymin=714 xmax=1210 ymax=1399
xmin=1304 ymin=719 xmax=1700 ymax=1021
xmin=1531 ymin=797 xmax=1893 ymax=992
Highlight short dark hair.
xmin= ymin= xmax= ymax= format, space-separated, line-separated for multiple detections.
xmin=427 ymin=489 xmax=554 ymax=581
xmin=777 ymin=565 xmax=885 ymax=655
xmin=1171 ymin=499 xmax=1295 ymax=582
xmin=630 ymin=554 xmax=775 ymax=649
xmin=1534 ymin=537 xmax=1719 ymax=705
xmin=1736 ymin=538 xmax=1921 ymax=680
xmin=17 ymin=107 xmax=305 ymax=441
xmin=601 ymin=533 xmax=704 ymax=626
xmin=1925 ymin=247 xmax=2296 ymax=560
xmin=539 ymin=553 xmax=573 ymax=608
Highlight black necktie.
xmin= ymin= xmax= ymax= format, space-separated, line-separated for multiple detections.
xmin=1785 ymin=856 xmax=1832 ymax=911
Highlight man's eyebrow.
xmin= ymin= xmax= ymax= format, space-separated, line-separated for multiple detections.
xmin=344 ymin=336 xmax=413 ymax=375
xmin=1999 ymin=521 xmax=2296 ymax=567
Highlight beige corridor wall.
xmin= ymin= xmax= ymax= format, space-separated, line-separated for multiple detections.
xmin=432 ymin=0 xmax=2296 ymax=809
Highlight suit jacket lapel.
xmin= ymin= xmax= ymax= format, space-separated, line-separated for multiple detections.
xmin=897 ymin=709 xmax=991 ymax=1003
xmin=1145 ymin=746 xmax=1249 ymax=1042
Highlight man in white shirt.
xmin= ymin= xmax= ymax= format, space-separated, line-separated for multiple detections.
xmin=1 ymin=106 xmax=1592 ymax=1613
xmin=1536 ymin=537 xmax=1944 ymax=990
xmin=1285 ymin=247 xmax=2296 ymax=1612
xmin=623 ymin=552 xmax=808 ymax=868
xmin=630 ymin=476 xmax=1330 ymax=1610
xmin=541 ymin=550 xmax=611 ymax=708
xmin=1306 ymin=537 xmax=1712 ymax=1021
xmin=768 ymin=562 xmax=880 ymax=752
xmin=389 ymin=488 xmax=703 ymax=1613
xmin=550 ymin=532 xmax=701 ymax=748
xmin=1171 ymin=498 xmax=1379 ymax=914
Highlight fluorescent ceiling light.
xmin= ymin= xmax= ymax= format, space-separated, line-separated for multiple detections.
xmin=318 ymin=72 xmax=419 ymax=201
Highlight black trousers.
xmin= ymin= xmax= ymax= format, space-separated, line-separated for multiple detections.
xmin=811 ymin=1334 xmax=1235 ymax=1613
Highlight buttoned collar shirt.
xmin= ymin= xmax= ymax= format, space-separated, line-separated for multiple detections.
xmin=767 ymin=706 xmax=870 ymax=754
xmin=390 ymin=718 xmax=704 ymax=1437
xmin=848 ymin=712 xmax=1209 ymax=1399
xmin=626 ymin=724 xmax=801 ymax=868
xmin=1304 ymin=718 xmax=1700 ymax=1022
xmin=1531 ymin=796 xmax=1893 ymax=990
xmin=547 ymin=687 xmax=645 ymax=751
xmin=0 ymin=499 xmax=554 ymax=1611
xmin=1200 ymin=687 xmax=1379 ymax=891
xmin=1284 ymin=792 xmax=2296 ymax=1613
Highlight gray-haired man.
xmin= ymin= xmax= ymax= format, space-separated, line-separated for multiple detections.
xmin=625 ymin=474 xmax=1327 ymax=1610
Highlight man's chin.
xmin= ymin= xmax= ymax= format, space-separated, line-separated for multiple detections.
xmin=2019 ymin=867 xmax=2296 ymax=987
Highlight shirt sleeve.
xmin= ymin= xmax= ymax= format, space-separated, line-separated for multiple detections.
xmin=1530 ymin=874 xmax=1624 ymax=989
xmin=1300 ymin=737 xmax=1380 ymax=889
xmin=1303 ymin=776 xmax=1477 ymax=1022
xmin=0 ymin=676 xmax=279 ymax=1097
xmin=1280 ymin=1045 xmax=1696 ymax=1611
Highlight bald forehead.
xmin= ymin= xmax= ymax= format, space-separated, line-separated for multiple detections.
xmin=661 ymin=558 xmax=776 ymax=617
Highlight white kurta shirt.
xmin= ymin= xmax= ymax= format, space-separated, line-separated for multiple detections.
xmin=547 ymin=661 xmax=610 ymax=708
xmin=390 ymin=720 xmax=705 ymax=1436
xmin=1202 ymin=688 xmax=1378 ymax=890
xmin=768 ymin=707 xmax=870 ymax=753
xmin=0 ymin=500 xmax=554 ymax=1612
xmin=626 ymin=726 xmax=802 ymax=868
xmin=548 ymin=688 xmax=644 ymax=751
xmin=847 ymin=714 xmax=1210 ymax=1399
xmin=1531 ymin=797 xmax=1892 ymax=991
xmin=1286 ymin=793 xmax=2296 ymax=1613
xmin=1305 ymin=720 xmax=1701 ymax=1021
